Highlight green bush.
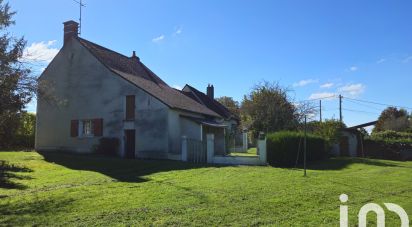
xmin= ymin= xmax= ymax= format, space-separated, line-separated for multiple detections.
xmin=12 ymin=134 xmax=35 ymax=149
xmin=267 ymin=131 xmax=327 ymax=167
xmin=370 ymin=130 xmax=412 ymax=144
xmin=306 ymin=119 xmax=344 ymax=147
xmin=0 ymin=112 xmax=36 ymax=150
xmin=93 ymin=137 xmax=120 ymax=156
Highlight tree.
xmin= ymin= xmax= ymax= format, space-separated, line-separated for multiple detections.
xmin=16 ymin=112 xmax=36 ymax=137
xmin=0 ymin=1 xmax=36 ymax=148
xmin=373 ymin=107 xmax=409 ymax=133
xmin=241 ymin=81 xmax=298 ymax=134
xmin=216 ymin=96 xmax=240 ymax=117
xmin=13 ymin=112 xmax=36 ymax=148
xmin=306 ymin=119 xmax=345 ymax=146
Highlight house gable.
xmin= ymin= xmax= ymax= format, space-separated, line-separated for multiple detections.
xmin=181 ymin=84 xmax=239 ymax=122
xmin=36 ymin=37 xmax=170 ymax=153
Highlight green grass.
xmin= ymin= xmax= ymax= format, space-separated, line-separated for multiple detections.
xmin=1 ymin=151 xmax=412 ymax=226
xmin=229 ymin=147 xmax=257 ymax=156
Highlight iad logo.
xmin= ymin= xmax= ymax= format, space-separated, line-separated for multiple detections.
xmin=339 ymin=194 xmax=409 ymax=227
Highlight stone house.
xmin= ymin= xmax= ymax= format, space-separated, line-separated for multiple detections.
xmin=35 ymin=20 xmax=238 ymax=159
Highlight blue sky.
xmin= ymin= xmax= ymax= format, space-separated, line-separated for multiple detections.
xmin=10 ymin=0 xmax=412 ymax=127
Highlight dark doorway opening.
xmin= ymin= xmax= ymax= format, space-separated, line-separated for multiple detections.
xmin=125 ymin=130 xmax=135 ymax=159
xmin=340 ymin=136 xmax=349 ymax=157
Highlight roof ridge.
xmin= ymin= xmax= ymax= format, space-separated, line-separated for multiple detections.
xmin=75 ymin=38 xmax=220 ymax=117
xmin=184 ymin=84 xmax=205 ymax=105
xmin=78 ymin=37 xmax=131 ymax=59
xmin=184 ymin=84 xmax=238 ymax=120
xmin=78 ymin=37 xmax=168 ymax=86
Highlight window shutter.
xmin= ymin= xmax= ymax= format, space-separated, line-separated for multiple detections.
xmin=93 ymin=118 xmax=103 ymax=136
xmin=70 ymin=120 xmax=79 ymax=137
xmin=126 ymin=95 xmax=135 ymax=120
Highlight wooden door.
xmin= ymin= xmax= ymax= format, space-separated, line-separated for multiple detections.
xmin=125 ymin=130 xmax=136 ymax=158
xmin=340 ymin=136 xmax=349 ymax=156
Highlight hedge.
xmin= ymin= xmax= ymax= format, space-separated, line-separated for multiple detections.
xmin=370 ymin=130 xmax=412 ymax=144
xmin=363 ymin=139 xmax=412 ymax=161
xmin=266 ymin=131 xmax=327 ymax=167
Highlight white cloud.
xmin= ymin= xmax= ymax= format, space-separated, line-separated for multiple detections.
xmin=403 ymin=56 xmax=412 ymax=63
xmin=293 ymin=79 xmax=318 ymax=87
xmin=174 ymin=27 xmax=183 ymax=35
xmin=338 ymin=83 xmax=365 ymax=97
xmin=320 ymin=83 xmax=334 ymax=89
xmin=152 ymin=35 xmax=165 ymax=43
xmin=376 ymin=58 xmax=386 ymax=64
xmin=172 ymin=84 xmax=182 ymax=90
xmin=309 ymin=92 xmax=336 ymax=100
xmin=21 ymin=40 xmax=59 ymax=63
xmin=349 ymin=66 xmax=358 ymax=72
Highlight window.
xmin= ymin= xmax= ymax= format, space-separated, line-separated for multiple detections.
xmin=81 ymin=120 xmax=94 ymax=137
xmin=70 ymin=119 xmax=103 ymax=138
xmin=126 ymin=95 xmax=135 ymax=120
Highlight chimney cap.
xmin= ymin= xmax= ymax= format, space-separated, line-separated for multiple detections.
xmin=206 ymin=84 xmax=214 ymax=99
xmin=131 ymin=51 xmax=140 ymax=60
xmin=63 ymin=20 xmax=79 ymax=25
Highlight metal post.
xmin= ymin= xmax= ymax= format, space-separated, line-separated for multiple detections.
xmin=304 ymin=115 xmax=307 ymax=177
xmin=319 ymin=100 xmax=322 ymax=122
xmin=339 ymin=94 xmax=343 ymax=124
xmin=73 ymin=0 xmax=86 ymax=36
xmin=79 ymin=0 xmax=82 ymax=35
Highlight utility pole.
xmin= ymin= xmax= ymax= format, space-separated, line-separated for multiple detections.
xmin=319 ymin=100 xmax=322 ymax=122
xmin=304 ymin=115 xmax=307 ymax=177
xmin=339 ymin=94 xmax=343 ymax=124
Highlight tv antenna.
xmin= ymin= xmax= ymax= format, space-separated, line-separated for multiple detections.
xmin=72 ymin=0 xmax=86 ymax=36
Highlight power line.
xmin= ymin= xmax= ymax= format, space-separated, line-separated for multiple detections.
xmin=343 ymin=96 xmax=412 ymax=111
xmin=297 ymin=95 xmax=337 ymax=103
xmin=344 ymin=99 xmax=383 ymax=111
xmin=322 ymin=108 xmax=339 ymax=112
xmin=342 ymin=108 xmax=380 ymax=115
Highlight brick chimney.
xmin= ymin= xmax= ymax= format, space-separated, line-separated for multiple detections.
xmin=131 ymin=51 xmax=140 ymax=61
xmin=206 ymin=84 xmax=214 ymax=99
xmin=63 ymin=20 xmax=79 ymax=44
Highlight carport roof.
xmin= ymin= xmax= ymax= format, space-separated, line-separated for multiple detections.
xmin=181 ymin=115 xmax=228 ymax=128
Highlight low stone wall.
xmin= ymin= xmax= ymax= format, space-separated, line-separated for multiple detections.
xmin=212 ymin=155 xmax=263 ymax=165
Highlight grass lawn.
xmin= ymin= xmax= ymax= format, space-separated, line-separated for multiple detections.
xmin=229 ymin=147 xmax=257 ymax=156
xmin=1 ymin=151 xmax=411 ymax=226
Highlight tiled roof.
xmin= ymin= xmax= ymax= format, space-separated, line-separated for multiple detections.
xmin=182 ymin=85 xmax=239 ymax=121
xmin=77 ymin=38 xmax=219 ymax=117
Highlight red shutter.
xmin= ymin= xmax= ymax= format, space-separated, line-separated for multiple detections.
xmin=70 ymin=120 xmax=79 ymax=137
xmin=93 ymin=118 xmax=103 ymax=136
xmin=126 ymin=95 xmax=135 ymax=120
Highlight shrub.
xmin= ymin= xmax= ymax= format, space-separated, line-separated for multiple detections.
xmin=12 ymin=134 xmax=35 ymax=149
xmin=0 ymin=112 xmax=36 ymax=150
xmin=306 ymin=119 xmax=344 ymax=148
xmin=93 ymin=137 xmax=120 ymax=156
xmin=370 ymin=130 xmax=412 ymax=144
xmin=267 ymin=131 xmax=326 ymax=167
xmin=363 ymin=139 xmax=412 ymax=160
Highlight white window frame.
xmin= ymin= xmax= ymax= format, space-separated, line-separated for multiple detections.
xmin=79 ymin=119 xmax=94 ymax=137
